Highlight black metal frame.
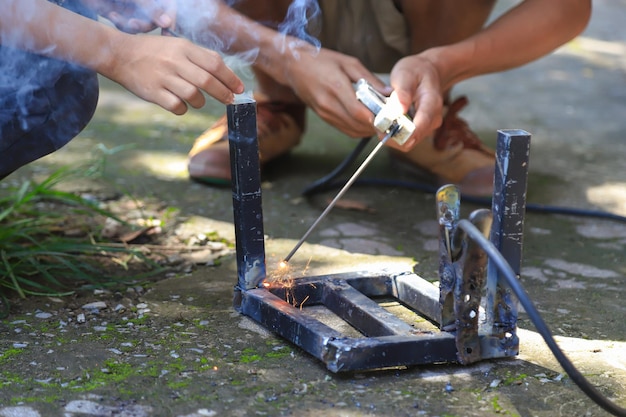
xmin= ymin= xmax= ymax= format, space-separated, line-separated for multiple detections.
xmin=227 ymin=97 xmax=531 ymax=372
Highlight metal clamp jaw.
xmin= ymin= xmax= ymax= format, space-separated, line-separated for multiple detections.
xmin=354 ymin=79 xmax=415 ymax=146
xmin=436 ymin=184 xmax=496 ymax=364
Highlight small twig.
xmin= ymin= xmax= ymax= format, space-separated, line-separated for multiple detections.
xmin=95 ymin=242 xmax=227 ymax=252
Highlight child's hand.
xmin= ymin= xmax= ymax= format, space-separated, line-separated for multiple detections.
xmin=81 ymin=0 xmax=177 ymax=34
xmin=103 ymin=34 xmax=244 ymax=114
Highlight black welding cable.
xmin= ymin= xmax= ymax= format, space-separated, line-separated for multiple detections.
xmin=302 ymin=136 xmax=626 ymax=224
xmin=301 ymin=138 xmax=626 ymax=415
xmin=302 ymin=137 xmax=373 ymax=196
xmin=458 ymin=219 xmax=626 ymax=417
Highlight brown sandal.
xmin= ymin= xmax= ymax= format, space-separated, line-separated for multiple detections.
xmin=390 ymin=96 xmax=496 ymax=197
xmin=188 ymin=99 xmax=306 ymax=185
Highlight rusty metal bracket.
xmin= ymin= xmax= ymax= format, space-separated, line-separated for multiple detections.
xmin=226 ymin=103 xmax=531 ymax=372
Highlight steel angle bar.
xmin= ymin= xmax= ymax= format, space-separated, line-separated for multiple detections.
xmin=266 ymin=270 xmax=404 ymax=304
xmin=240 ymin=288 xmax=345 ymax=360
xmin=320 ymin=278 xmax=417 ymax=337
xmin=344 ymin=272 xmax=395 ymax=297
xmin=392 ymin=272 xmax=441 ymax=324
xmin=490 ymin=130 xmax=531 ymax=277
xmin=326 ymin=330 xmax=520 ymax=373
xmin=324 ymin=333 xmax=458 ymax=373
xmin=325 ymin=331 xmax=517 ymax=373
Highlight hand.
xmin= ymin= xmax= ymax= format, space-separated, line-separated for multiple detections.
xmin=388 ymin=54 xmax=446 ymax=151
xmin=104 ymin=34 xmax=244 ymax=114
xmin=80 ymin=0 xmax=177 ymax=34
xmin=279 ymin=44 xmax=390 ymax=139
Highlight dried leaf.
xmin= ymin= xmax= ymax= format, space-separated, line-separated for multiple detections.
xmin=327 ymin=198 xmax=377 ymax=214
xmin=119 ymin=226 xmax=159 ymax=244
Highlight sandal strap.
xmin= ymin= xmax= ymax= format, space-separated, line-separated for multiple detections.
xmin=433 ymin=96 xmax=493 ymax=156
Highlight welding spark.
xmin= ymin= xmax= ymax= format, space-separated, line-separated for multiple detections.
xmin=299 ymin=295 xmax=310 ymax=311
xmin=266 ymin=257 xmax=313 ymax=308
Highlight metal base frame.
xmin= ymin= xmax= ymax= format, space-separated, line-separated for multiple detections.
xmin=226 ymin=97 xmax=531 ymax=373
xmin=237 ymin=270 xmax=520 ymax=373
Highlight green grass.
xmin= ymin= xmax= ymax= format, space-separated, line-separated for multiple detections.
xmin=0 ymin=166 xmax=162 ymax=317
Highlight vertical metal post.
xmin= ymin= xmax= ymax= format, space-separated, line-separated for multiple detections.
xmin=228 ymin=95 xmax=266 ymax=307
xmin=484 ymin=129 xmax=531 ymax=337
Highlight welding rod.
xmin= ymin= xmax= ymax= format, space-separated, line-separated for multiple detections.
xmin=282 ymin=125 xmax=401 ymax=264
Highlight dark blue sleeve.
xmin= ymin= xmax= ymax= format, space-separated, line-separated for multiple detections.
xmin=0 ymin=0 xmax=100 ymax=179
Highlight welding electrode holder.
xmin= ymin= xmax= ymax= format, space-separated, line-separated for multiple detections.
xmin=282 ymin=81 xmax=416 ymax=264
xmin=354 ymin=78 xmax=415 ymax=146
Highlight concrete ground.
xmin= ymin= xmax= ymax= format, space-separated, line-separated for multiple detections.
xmin=1 ymin=1 xmax=625 ymax=416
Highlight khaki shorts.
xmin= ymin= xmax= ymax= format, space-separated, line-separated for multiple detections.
xmin=316 ymin=0 xmax=410 ymax=73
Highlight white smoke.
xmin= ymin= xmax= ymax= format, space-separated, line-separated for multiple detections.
xmin=177 ymin=0 xmax=321 ymax=67
xmin=277 ymin=0 xmax=321 ymax=58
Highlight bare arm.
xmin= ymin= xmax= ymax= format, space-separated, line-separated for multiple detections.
xmin=390 ymin=0 xmax=592 ymax=149
xmin=424 ymin=0 xmax=592 ymax=90
xmin=181 ymin=0 xmax=381 ymax=138
xmin=0 ymin=0 xmax=244 ymax=114
xmin=1 ymin=0 xmax=120 ymax=71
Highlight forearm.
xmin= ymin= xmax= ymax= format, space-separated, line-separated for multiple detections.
xmin=182 ymin=0 xmax=309 ymax=84
xmin=423 ymin=0 xmax=591 ymax=91
xmin=1 ymin=0 xmax=122 ymax=75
